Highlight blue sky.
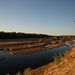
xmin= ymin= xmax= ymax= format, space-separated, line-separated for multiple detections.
xmin=0 ymin=0 xmax=75 ymax=35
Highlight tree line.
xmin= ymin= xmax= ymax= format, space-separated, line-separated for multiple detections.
xmin=0 ymin=31 xmax=52 ymax=39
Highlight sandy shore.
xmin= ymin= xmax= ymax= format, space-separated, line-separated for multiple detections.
xmin=0 ymin=38 xmax=66 ymax=55
xmin=65 ymin=41 xmax=75 ymax=44
xmin=6 ymin=43 xmax=65 ymax=55
xmin=32 ymin=45 xmax=75 ymax=75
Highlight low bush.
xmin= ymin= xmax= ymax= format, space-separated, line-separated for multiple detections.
xmin=23 ymin=67 xmax=33 ymax=75
xmin=53 ymin=54 xmax=60 ymax=65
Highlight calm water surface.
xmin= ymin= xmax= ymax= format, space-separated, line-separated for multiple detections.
xmin=0 ymin=43 xmax=75 ymax=75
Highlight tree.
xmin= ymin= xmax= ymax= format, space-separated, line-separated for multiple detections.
xmin=74 ymin=20 xmax=75 ymax=23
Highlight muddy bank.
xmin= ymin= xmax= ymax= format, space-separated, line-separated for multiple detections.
xmin=65 ymin=41 xmax=75 ymax=44
xmin=6 ymin=43 xmax=65 ymax=55
xmin=0 ymin=42 xmax=46 ymax=50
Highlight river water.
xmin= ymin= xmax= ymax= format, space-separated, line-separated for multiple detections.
xmin=0 ymin=43 xmax=75 ymax=75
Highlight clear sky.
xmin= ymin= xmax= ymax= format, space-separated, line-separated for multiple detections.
xmin=0 ymin=0 xmax=75 ymax=35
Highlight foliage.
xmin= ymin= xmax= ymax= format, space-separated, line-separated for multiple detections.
xmin=50 ymin=37 xmax=53 ymax=40
xmin=53 ymin=50 xmax=70 ymax=66
xmin=0 ymin=31 xmax=51 ymax=39
xmin=53 ymin=54 xmax=60 ymax=65
xmin=23 ymin=67 xmax=33 ymax=75
xmin=61 ymin=38 xmax=66 ymax=42
xmin=50 ymin=36 xmax=59 ymax=40
xmin=59 ymin=53 xmax=63 ymax=59
xmin=53 ymin=36 xmax=58 ymax=40
xmin=62 ymin=62 xmax=65 ymax=65
xmin=16 ymin=71 xmax=21 ymax=75
xmin=63 ymin=50 xmax=70 ymax=59
xmin=6 ymin=73 xmax=10 ymax=75
xmin=38 ymin=39 xmax=43 ymax=43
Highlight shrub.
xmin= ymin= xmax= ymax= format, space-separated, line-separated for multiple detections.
xmin=61 ymin=38 xmax=66 ymax=42
xmin=23 ymin=67 xmax=32 ymax=75
xmin=53 ymin=36 xmax=58 ymax=40
xmin=6 ymin=73 xmax=10 ymax=75
xmin=63 ymin=50 xmax=69 ymax=58
xmin=59 ymin=53 xmax=63 ymax=59
xmin=50 ymin=37 xmax=53 ymax=40
xmin=53 ymin=54 xmax=60 ymax=65
xmin=16 ymin=71 xmax=20 ymax=75
xmin=62 ymin=62 xmax=65 ymax=65
xmin=38 ymin=39 xmax=43 ymax=43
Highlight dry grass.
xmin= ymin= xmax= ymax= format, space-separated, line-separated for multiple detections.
xmin=43 ymin=46 xmax=75 ymax=75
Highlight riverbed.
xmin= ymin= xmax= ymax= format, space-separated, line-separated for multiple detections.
xmin=0 ymin=43 xmax=75 ymax=75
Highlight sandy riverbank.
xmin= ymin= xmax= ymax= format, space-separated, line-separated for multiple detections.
xmin=65 ymin=41 xmax=75 ymax=44
xmin=0 ymin=38 xmax=65 ymax=55
xmin=32 ymin=45 xmax=75 ymax=75
xmin=6 ymin=43 xmax=65 ymax=55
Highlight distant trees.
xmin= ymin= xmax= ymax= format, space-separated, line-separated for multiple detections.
xmin=74 ymin=20 xmax=75 ymax=23
xmin=0 ymin=31 xmax=52 ymax=39
xmin=0 ymin=31 xmax=75 ymax=39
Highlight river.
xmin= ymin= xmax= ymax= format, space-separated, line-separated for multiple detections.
xmin=0 ymin=43 xmax=75 ymax=75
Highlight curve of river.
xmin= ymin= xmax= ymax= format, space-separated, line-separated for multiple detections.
xmin=0 ymin=43 xmax=75 ymax=75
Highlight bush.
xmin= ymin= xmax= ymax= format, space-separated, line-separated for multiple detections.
xmin=38 ymin=39 xmax=43 ymax=43
xmin=53 ymin=54 xmax=60 ymax=65
xmin=16 ymin=71 xmax=21 ymax=75
xmin=63 ymin=50 xmax=70 ymax=59
xmin=53 ymin=36 xmax=58 ymax=40
xmin=59 ymin=53 xmax=63 ymax=59
xmin=50 ymin=37 xmax=53 ymax=40
xmin=6 ymin=73 xmax=10 ymax=75
xmin=23 ymin=67 xmax=32 ymax=75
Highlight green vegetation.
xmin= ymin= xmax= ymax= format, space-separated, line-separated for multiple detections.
xmin=59 ymin=53 xmax=63 ymax=59
xmin=16 ymin=71 xmax=21 ymax=75
xmin=5 ymin=67 xmax=32 ymax=75
xmin=24 ymin=67 xmax=32 ymax=75
xmin=53 ymin=50 xmax=70 ymax=66
xmin=0 ymin=31 xmax=52 ymax=39
xmin=50 ymin=35 xmax=75 ymax=41
xmin=0 ymin=31 xmax=75 ymax=39
xmin=63 ymin=50 xmax=70 ymax=59
xmin=6 ymin=73 xmax=10 ymax=75
xmin=50 ymin=36 xmax=59 ymax=40
xmin=53 ymin=54 xmax=60 ymax=65
xmin=38 ymin=39 xmax=43 ymax=43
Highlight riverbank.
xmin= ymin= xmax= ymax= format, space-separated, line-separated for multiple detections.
xmin=65 ymin=41 xmax=75 ymax=44
xmin=0 ymin=38 xmax=75 ymax=75
xmin=32 ymin=45 xmax=75 ymax=75
xmin=5 ymin=43 xmax=65 ymax=55
xmin=0 ymin=38 xmax=66 ymax=55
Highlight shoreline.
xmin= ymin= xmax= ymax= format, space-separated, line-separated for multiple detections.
xmin=6 ymin=43 xmax=65 ymax=55
xmin=32 ymin=45 xmax=75 ymax=75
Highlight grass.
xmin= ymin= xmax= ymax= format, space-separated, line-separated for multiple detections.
xmin=6 ymin=67 xmax=33 ymax=75
xmin=53 ymin=54 xmax=60 ymax=65
xmin=23 ymin=67 xmax=33 ymax=75
xmin=6 ymin=73 xmax=10 ymax=75
xmin=16 ymin=71 xmax=21 ymax=75
xmin=38 ymin=39 xmax=43 ymax=43
xmin=53 ymin=50 xmax=70 ymax=66
xmin=5 ymin=50 xmax=70 ymax=75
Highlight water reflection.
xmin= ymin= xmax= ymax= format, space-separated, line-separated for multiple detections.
xmin=0 ymin=56 xmax=6 ymax=62
xmin=0 ymin=44 xmax=75 ymax=75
